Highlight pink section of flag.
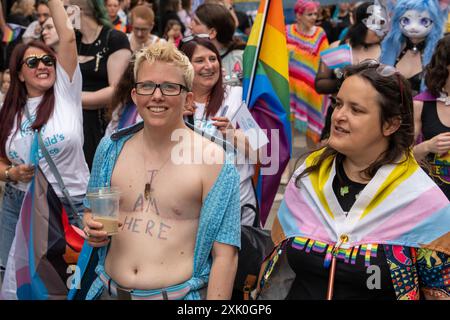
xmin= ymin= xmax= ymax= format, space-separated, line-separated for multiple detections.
xmin=320 ymin=44 xmax=352 ymax=70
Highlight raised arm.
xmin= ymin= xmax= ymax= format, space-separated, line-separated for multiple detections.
xmin=47 ymin=0 xmax=78 ymax=79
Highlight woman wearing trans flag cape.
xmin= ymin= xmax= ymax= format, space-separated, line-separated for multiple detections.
xmin=254 ymin=61 xmax=449 ymax=300
xmin=380 ymin=0 xmax=448 ymax=95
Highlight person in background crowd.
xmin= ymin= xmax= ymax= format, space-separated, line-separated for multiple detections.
xmin=127 ymin=4 xmax=163 ymax=52
xmin=4 ymin=0 xmax=36 ymax=71
xmin=316 ymin=5 xmax=333 ymax=41
xmin=329 ymin=2 xmax=352 ymax=43
xmin=234 ymin=7 xmax=252 ymax=43
xmin=164 ymin=19 xmax=183 ymax=47
xmin=0 ymin=0 xmax=88 ymax=280
xmin=191 ymin=3 xmax=245 ymax=86
xmin=0 ymin=69 xmax=10 ymax=104
xmin=22 ymin=0 xmax=50 ymax=44
xmin=106 ymin=0 xmax=127 ymax=33
xmin=70 ymin=0 xmax=131 ymax=170
xmin=118 ymin=0 xmax=130 ymax=31
xmin=204 ymin=0 xmax=239 ymax=29
xmin=413 ymin=34 xmax=450 ymax=200
xmin=161 ymin=0 xmax=186 ymax=37
xmin=315 ymin=1 xmax=387 ymax=141
xmin=178 ymin=0 xmax=192 ymax=36
xmin=286 ymin=0 xmax=329 ymax=149
xmin=179 ymin=36 xmax=259 ymax=226
xmin=41 ymin=16 xmax=60 ymax=51
xmin=380 ymin=0 xmax=447 ymax=96
xmin=255 ymin=61 xmax=450 ymax=301
xmin=104 ymin=59 xmax=140 ymax=136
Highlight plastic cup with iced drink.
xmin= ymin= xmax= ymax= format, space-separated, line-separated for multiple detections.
xmin=86 ymin=187 xmax=121 ymax=235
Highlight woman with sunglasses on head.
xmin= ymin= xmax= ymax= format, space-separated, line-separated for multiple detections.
xmin=0 ymin=0 xmax=89 ymax=276
xmin=315 ymin=1 xmax=388 ymax=142
xmin=254 ymin=61 xmax=450 ymax=300
xmin=413 ymin=34 xmax=450 ymax=200
xmin=179 ymin=36 xmax=258 ymax=227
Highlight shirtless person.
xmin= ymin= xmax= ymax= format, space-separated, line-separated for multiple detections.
xmin=71 ymin=42 xmax=241 ymax=300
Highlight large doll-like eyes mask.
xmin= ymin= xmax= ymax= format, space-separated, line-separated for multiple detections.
xmin=399 ymin=10 xmax=433 ymax=39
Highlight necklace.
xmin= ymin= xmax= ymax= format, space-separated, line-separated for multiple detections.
xmin=437 ymin=91 xmax=450 ymax=106
xmin=142 ymin=137 xmax=172 ymax=200
xmin=78 ymin=25 xmax=103 ymax=72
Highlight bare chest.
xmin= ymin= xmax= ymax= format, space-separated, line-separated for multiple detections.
xmin=111 ymin=149 xmax=204 ymax=220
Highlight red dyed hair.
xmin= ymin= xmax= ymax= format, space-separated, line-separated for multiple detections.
xmin=294 ymin=0 xmax=320 ymax=15
xmin=0 ymin=41 xmax=56 ymax=158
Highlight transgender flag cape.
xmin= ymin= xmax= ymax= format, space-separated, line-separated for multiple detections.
xmin=1 ymin=135 xmax=84 ymax=300
xmin=272 ymin=149 xmax=450 ymax=253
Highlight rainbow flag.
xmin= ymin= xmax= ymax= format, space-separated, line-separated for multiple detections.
xmin=243 ymin=0 xmax=291 ymax=226
xmin=271 ymin=149 xmax=450 ymax=254
xmin=320 ymin=44 xmax=352 ymax=70
xmin=2 ymin=23 xmax=23 ymax=43
xmin=0 ymin=135 xmax=84 ymax=300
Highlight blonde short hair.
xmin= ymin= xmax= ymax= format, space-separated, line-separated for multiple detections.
xmin=134 ymin=42 xmax=194 ymax=91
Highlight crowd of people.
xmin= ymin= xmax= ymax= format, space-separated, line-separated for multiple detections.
xmin=0 ymin=0 xmax=448 ymax=301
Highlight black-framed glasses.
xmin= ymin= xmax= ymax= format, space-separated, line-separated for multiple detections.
xmin=181 ymin=33 xmax=210 ymax=44
xmin=135 ymin=81 xmax=188 ymax=96
xmin=22 ymin=55 xmax=56 ymax=69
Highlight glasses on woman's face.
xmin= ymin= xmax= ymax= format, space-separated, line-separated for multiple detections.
xmin=135 ymin=81 xmax=188 ymax=96
xmin=22 ymin=54 xmax=56 ymax=69
xmin=133 ymin=26 xmax=151 ymax=34
xmin=181 ymin=33 xmax=210 ymax=44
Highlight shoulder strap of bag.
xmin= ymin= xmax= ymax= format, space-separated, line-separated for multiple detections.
xmin=23 ymin=107 xmax=79 ymax=219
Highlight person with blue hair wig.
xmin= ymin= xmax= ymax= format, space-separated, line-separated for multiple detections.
xmin=380 ymin=0 xmax=448 ymax=95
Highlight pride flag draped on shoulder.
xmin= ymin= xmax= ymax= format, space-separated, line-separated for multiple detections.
xmin=243 ymin=0 xmax=291 ymax=226
xmin=0 ymin=134 xmax=84 ymax=300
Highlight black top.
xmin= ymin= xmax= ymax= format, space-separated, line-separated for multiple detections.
xmin=332 ymin=159 xmax=367 ymax=213
xmin=421 ymin=100 xmax=450 ymax=200
xmin=396 ymin=38 xmax=426 ymax=96
xmin=76 ymin=27 xmax=130 ymax=92
xmin=75 ymin=26 xmax=131 ymax=169
xmin=329 ymin=13 xmax=351 ymax=43
xmin=285 ymin=238 xmax=396 ymax=300
xmin=285 ymin=160 xmax=396 ymax=300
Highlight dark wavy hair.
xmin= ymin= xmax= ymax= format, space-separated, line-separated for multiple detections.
xmin=195 ymin=3 xmax=245 ymax=52
xmin=424 ymin=33 xmax=450 ymax=97
xmin=108 ymin=57 xmax=135 ymax=119
xmin=296 ymin=62 xmax=415 ymax=185
xmin=0 ymin=41 xmax=56 ymax=158
xmin=178 ymin=37 xmax=224 ymax=118
xmin=345 ymin=2 xmax=374 ymax=48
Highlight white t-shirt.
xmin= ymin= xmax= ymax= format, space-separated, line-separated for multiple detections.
xmin=5 ymin=63 xmax=89 ymax=197
xmin=194 ymin=86 xmax=257 ymax=225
